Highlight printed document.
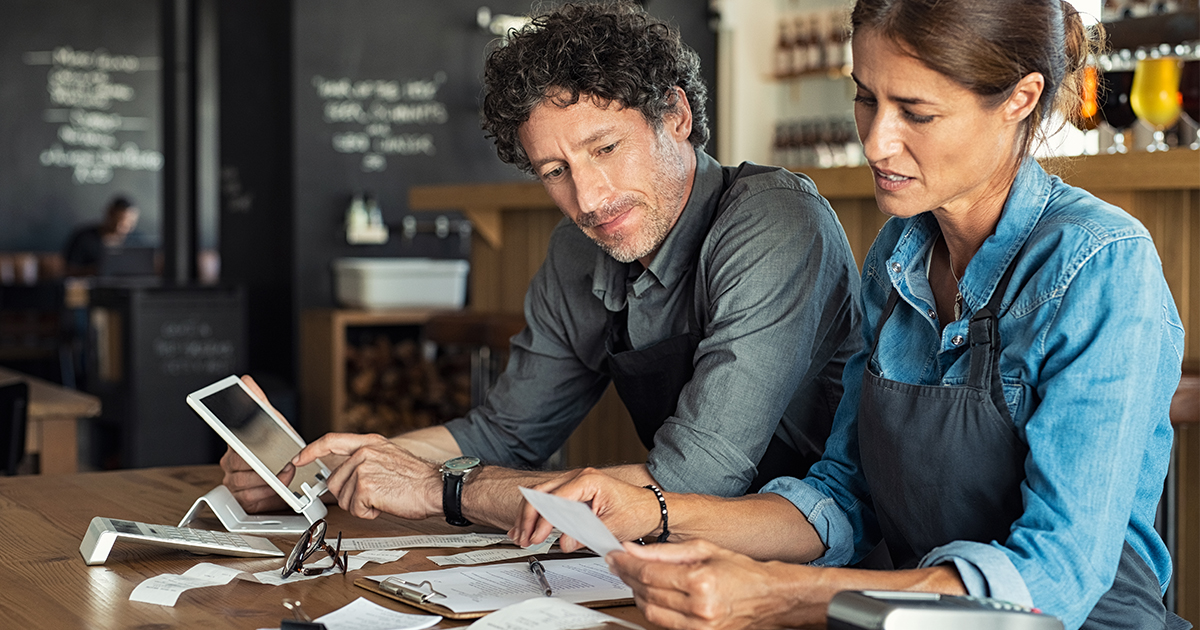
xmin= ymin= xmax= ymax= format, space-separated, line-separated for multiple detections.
xmin=368 ymin=556 xmax=632 ymax=614
xmin=429 ymin=532 xmax=561 ymax=566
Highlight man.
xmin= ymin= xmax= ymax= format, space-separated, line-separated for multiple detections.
xmin=63 ymin=195 xmax=140 ymax=276
xmin=223 ymin=1 xmax=861 ymax=533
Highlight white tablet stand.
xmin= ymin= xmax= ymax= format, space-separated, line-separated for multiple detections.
xmin=178 ymin=484 xmax=328 ymax=534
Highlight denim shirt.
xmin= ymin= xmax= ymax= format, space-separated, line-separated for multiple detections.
xmin=763 ymin=159 xmax=1184 ymax=630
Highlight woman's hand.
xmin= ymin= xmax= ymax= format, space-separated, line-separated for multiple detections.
xmin=509 ymin=468 xmax=662 ymax=552
xmin=218 ymin=375 xmax=295 ymax=513
xmin=607 ymin=540 xmax=826 ymax=630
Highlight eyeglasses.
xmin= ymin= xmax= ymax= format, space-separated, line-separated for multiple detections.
xmin=282 ymin=518 xmax=347 ymax=579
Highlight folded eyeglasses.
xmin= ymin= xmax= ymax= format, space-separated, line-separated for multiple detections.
xmin=282 ymin=518 xmax=347 ymax=579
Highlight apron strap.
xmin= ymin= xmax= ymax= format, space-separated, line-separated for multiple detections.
xmin=966 ymin=250 xmax=1022 ymax=415
xmin=871 ymin=288 xmax=902 ymax=356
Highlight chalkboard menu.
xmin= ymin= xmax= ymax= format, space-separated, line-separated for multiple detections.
xmin=291 ymin=0 xmax=534 ymax=311
xmin=0 ymin=0 xmax=161 ymax=253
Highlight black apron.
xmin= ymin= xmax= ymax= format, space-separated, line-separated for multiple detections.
xmin=858 ymin=254 xmax=1181 ymax=629
xmin=602 ymin=164 xmax=821 ymax=492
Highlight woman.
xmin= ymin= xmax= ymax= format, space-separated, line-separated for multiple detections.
xmin=510 ymin=1 xmax=1186 ymax=628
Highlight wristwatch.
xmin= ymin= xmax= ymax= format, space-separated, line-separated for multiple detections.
xmin=440 ymin=455 xmax=481 ymax=526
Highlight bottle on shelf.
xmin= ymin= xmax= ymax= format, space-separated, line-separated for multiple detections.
xmin=773 ymin=117 xmax=865 ymax=170
xmin=791 ymin=15 xmax=810 ymax=76
xmin=1102 ymin=0 xmax=1128 ymax=21
xmin=346 ymin=191 xmax=389 ymax=245
xmin=808 ymin=14 xmax=826 ymax=74
xmin=775 ymin=20 xmax=794 ymax=78
xmin=836 ymin=11 xmax=853 ymax=74
xmin=824 ymin=12 xmax=844 ymax=74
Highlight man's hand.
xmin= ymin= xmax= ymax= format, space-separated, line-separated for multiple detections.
xmin=607 ymin=540 xmax=821 ymax=630
xmin=292 ymin=433 xmax=442 ymax=520
xmin=509 ymin=468 xmax=662 ymax=552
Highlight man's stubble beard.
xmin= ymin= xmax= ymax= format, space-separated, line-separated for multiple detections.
xmin=578 ymin=132 xmax=689 ymax=264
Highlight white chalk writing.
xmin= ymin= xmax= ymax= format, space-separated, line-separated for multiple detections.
xmin=25 ymin=45 xmax=162 ymax=184
xmin=310 ymin=71 xmax=448 ymax=172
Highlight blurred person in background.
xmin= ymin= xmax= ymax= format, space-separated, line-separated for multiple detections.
xmin=63 ymin=195 xmax=140 ymax=276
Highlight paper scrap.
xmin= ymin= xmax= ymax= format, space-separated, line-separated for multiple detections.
xmin=518 ymin=487 xmax=624 ymax=557
xmin=353 ymin=548 xmax=409 ymax=564
xmin=130 ymin=563 xmax=242 ymax=606
xmin=340 ymin=532 xmax=510 ymax=551
xmin=315 ymin=596 xmax=441 ymax=630
xmin=429 ymin=532 xmax=560 ymax=566
xmin=468 ymin=597 xmax=644 ymax=630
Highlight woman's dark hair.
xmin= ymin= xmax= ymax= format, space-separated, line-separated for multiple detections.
xmin=481 ymin=1 xmax=710 ymax=174
xmin=851 ymin=0 xmax=1099 ymax=160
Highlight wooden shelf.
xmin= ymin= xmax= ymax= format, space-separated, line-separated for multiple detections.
xmin=409 ymin=181 xmax=554 ymax=249
xmin=299 ymin=308 xmax=446 ymax=437
xmin=803 ymin=148 xmax=1200 ymax=199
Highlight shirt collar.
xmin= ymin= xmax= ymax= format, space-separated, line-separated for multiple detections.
xmin=887 ymin=158 xmax=1053 ymax=313
xmin=592 ymin=149 xmax=724 ymax=309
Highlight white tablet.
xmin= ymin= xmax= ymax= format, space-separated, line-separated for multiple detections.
xmin=186 ymin=375 xmax=331 ymax=514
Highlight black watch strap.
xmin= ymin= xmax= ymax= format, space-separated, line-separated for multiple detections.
xmin=443 ymin=472 xmax=471 ymax=527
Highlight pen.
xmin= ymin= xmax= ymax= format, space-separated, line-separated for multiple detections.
xmin=528 ymin=556 xmax=552 ymax=596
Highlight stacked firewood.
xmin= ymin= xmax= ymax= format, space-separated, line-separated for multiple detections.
xmin=342 ymin=334 xmax=473 ymax=436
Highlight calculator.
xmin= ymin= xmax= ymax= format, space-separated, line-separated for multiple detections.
xmin=827 ymin=590 xmax=1064 ymax=629
xmin=79 ymin=516 xmax=286 ymax=565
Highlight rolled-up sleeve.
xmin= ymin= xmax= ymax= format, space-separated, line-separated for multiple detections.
xmin=921 ymin=541 xmax=1033 ymax=605
xmin=761 ymin=476 xmax=858 ymax=566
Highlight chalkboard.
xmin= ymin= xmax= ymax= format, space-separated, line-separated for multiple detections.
xmin=0 ymin=0 xmax=162 ymax=253
xmin=91 ymin=285 xmax=246 ymax=468
xmin=289 ymin=0 xmax=717 ymax=311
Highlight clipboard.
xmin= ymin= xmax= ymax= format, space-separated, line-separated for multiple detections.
xmin=354 ymin=576 xmax=635 ymax=620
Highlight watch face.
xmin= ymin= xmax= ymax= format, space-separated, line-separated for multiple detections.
xmin=443 ymin=455 xmax=480 ymax=472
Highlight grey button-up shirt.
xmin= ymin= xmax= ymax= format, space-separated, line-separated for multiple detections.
xmin=445 ymin=150 xmax=862 ymax=496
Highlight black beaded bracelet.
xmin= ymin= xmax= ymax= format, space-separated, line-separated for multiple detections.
xmin=643 ymin=484 xmax=669 ymax=543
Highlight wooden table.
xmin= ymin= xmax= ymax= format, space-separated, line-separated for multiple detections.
xmin=0 ymin=465 xmax=659 ymax=629
xmin=0 ymin=365 xmax=100 ymax=474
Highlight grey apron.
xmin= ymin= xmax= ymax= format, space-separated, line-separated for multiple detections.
xmin=858 ymin=255 xmax=1180 ymax=629
xmin=602 ymin=164 xmax=822 ymax=492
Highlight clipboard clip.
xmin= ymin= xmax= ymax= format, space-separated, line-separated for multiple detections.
xmin=380 ymin=577 xmax=446 ymax=604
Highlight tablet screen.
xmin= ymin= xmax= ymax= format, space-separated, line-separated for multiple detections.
xmin=200 ymin=385 xmax=326 ymax=500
